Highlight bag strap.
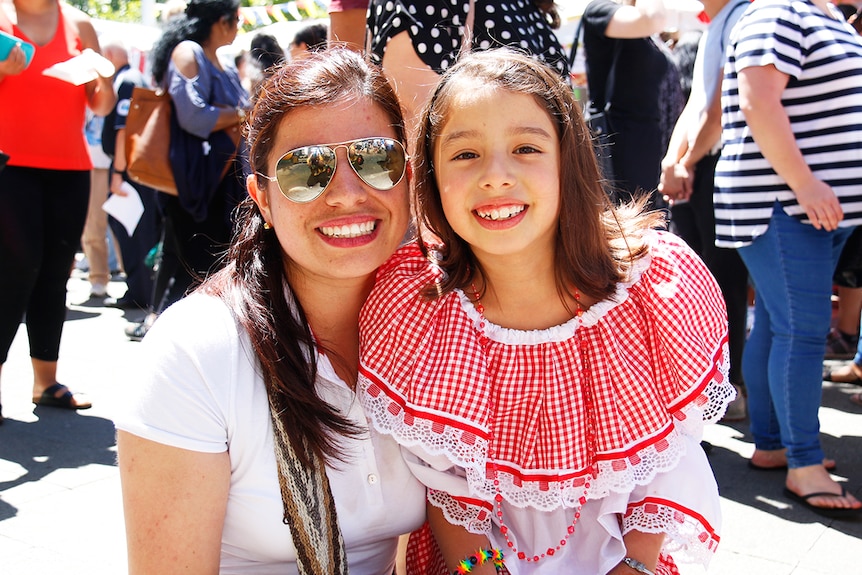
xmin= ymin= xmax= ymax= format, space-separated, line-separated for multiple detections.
xmin=571 ymin=15 xmax=623 ymax=114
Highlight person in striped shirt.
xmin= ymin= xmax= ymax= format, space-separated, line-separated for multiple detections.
xmin=714 ymin=0 xmax=862 ymax=518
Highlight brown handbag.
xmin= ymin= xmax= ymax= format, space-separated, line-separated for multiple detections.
xmin=125 ymin=87 xmax=178 ymax=195
xmin=125 ymin=86 xmax=242 ymax=196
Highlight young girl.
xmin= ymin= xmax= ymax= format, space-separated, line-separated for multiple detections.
xmin=359 ymin=49 xmax=734 ymax=574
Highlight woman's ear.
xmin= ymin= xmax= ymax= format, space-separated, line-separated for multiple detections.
xmin=247 ymin=173 xmax=273 ymax=227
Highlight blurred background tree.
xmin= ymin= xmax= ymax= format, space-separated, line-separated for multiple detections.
xmin=67 ymin=0 xmax=143 ymax=22
xmin=66 ymin=0 xmax=278 ymax=23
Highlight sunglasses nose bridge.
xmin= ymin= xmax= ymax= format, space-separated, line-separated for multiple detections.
xmin=330 ymin=143 xmax=368 ymax=183
xmin=321 ymin=144 xmax=372 ymax=202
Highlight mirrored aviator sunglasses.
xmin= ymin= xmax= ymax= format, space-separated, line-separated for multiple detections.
xmin=261 ymin=137 xmax=407 ymax=203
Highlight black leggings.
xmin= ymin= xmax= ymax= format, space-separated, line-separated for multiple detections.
xmin=152 ymin=191 xmax=231 ymax=313
xmin=0 ymin=166 xmax=89 ymax=363
xmin=670 ymin=154 xmax=749 ymax=386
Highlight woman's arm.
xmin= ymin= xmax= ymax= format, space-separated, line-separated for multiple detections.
xmin=605 ymin=0 xmax=667 ymax=39
xmin=66 ymin=5 xmax=115 ymax=116
xmin=117 ymin=431 xmax=231 ymax=574
xmin=171 ymin=41 xmax=243 ymax=135
xmin=738 ymin=64 xmax=843 ymax=230
xmin=607 ymin=530 xmax=665 ymax=575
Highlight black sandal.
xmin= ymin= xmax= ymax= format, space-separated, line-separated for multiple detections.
xmin=33 ymin=383 xmax=92 ymax=410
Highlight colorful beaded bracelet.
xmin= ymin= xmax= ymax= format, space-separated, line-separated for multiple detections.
xmin=452 ymin=548 xmax=505 ymax=574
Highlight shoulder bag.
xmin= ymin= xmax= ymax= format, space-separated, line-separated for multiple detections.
xmin=569 ymin=17 xmax=622 ymax=183
xmin=125 ymin=87 xmax=177 ymax=194
xmin=125 ymin=86 xmax=242 ymax=196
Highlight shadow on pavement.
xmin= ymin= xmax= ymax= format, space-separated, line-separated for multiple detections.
xmin=0 ymin=408 xmax=116 ymax=521
xmin=705 ymin=378 xmax=862 ymax=538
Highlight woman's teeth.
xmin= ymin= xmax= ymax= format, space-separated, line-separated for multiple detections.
xmin=319 ymin=221 xmax=376 ymax=238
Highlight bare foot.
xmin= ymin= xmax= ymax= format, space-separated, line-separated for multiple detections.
xmin=751 ymin=448 xmax=836 ymax=470
xmin=824 ymin=362 xmax=862 ymax=384
xmin=786 ymin=465 xmax=861 ymax=511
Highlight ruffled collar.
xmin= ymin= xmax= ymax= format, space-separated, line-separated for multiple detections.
xmin=456 ymin=248 xmax=653 ymax=343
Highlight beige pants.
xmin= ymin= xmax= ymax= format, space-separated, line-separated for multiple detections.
xmin=80 ymin=167 xmax=114 ymax=287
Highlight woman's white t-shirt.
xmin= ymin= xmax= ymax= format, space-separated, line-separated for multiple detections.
xmin=114 ymin=292 xmax=426 ymax=575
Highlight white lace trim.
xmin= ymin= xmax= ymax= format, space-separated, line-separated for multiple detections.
xmin=359 ymin=360 xmax=733 ymax=512
xmin=426 ymin=491 xmax=720 ymax=565
xmin=623 ymin=499 xmax=720 ymax=565
xmin=428 ymin=489 xmax=719 ymax=566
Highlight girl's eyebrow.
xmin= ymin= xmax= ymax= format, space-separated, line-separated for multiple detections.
xmin=440 ymin=126 xmax=553 ymax=147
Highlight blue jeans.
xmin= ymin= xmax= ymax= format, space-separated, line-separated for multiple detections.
xmin=738 ymin=202 xmax=853 ymax=468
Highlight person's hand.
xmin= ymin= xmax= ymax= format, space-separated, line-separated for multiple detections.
xmin=111 ymin=171 xmax=129 ymax=197
xmin=80 ymin=48 xmax=115 ymax=78
xmin=794 ymin=177 xmax=844 ymax=230
xmin=659 ymin=162 xmax=692 ymax=205
xmin=0 ymin=44 xmax=28 ymax=77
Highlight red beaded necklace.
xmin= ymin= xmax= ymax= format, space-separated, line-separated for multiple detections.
xmin=468 ymin=283 xmax=598 ymax=563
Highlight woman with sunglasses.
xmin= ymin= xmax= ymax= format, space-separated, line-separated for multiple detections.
xmin=114 ymin=48 xmax=425 ymax=573
xmin=124 ymin=0 xmax=249 ymax=340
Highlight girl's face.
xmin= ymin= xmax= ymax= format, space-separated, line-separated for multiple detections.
xmin=433 ymin=85 xmax=561 ymax=265
xmin=248 ymin=98 xmax=410 ymax=287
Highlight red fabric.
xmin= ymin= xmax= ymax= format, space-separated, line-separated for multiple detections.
xmin=405 ymin=522 xmax=447 ymax=575
xmin=0 ymin=3 xmax=91 ymax=170
xmin=360 ymin=232 xmax=730 ymax=497
xmin=360 ymin=231 xmax=731 ymax=570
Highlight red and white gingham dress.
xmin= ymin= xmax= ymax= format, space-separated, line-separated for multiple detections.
xmin=359 ymin=231 xmax=733 ymax=575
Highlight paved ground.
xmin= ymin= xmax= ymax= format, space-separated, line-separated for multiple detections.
xmin=1 ymin=270 xmax=861 ymax=574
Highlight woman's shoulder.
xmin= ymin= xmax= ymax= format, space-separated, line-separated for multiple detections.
xmin=169 ymin=40 xmax=205 ymax=79
xmin=584 ymin=0 xmax=620 ymax=23
xmin=60 ymin=2 xmax=99 ymax=49
xmin=150 ymin=291 xmax=240 ymax=345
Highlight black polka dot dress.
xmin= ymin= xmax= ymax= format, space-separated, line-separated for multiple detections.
xmin=367 ymin=0 xmax=569 ymax=77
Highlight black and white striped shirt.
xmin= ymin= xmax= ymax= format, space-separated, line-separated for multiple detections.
xmin=714 ymin=0 xmax=862 ymax=247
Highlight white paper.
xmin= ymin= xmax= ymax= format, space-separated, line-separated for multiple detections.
xmin=42 ymin=49 xmax=115 ymax=85
xmin=102 ymin=181 xmax=144 ymax=236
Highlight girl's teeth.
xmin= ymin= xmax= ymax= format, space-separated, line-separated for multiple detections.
xmin=478 ymin=206 xmax=525 ymax=221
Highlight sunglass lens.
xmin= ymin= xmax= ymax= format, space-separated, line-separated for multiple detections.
xmin=275 ymin=146 xmax=336 ymax=202
xmin=348 ymin=138 xmax=406 ymax=190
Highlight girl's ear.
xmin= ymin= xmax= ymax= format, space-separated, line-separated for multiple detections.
xmin=247 ymin=174 xmax=273 ymax=227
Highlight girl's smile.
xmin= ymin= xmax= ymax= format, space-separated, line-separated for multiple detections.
xmin=434 ymin=85 xmax=561 ymax=263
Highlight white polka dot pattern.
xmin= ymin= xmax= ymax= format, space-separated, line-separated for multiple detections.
xmin=367 ymin=0 xmax=569 ymax=76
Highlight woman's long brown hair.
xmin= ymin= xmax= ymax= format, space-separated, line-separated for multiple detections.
xmin=201 ymin=48 xmax=406 ymax=466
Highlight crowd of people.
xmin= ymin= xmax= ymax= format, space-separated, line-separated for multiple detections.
xmin=2 ymin=0 xmax=862 ymax=572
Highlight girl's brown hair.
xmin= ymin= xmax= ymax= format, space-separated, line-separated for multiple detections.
xmin=413 ymin=48 xmax=664 ymax=303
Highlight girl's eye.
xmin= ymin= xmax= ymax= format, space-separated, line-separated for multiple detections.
xmin=452 ymin=151 xmax=478 ymax=161
xmin=515 ymin=145 xmax=540 ymax=154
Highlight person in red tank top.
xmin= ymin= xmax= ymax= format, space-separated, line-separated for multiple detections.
xmin=0 ymin=0 xmax=115 ymax=424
